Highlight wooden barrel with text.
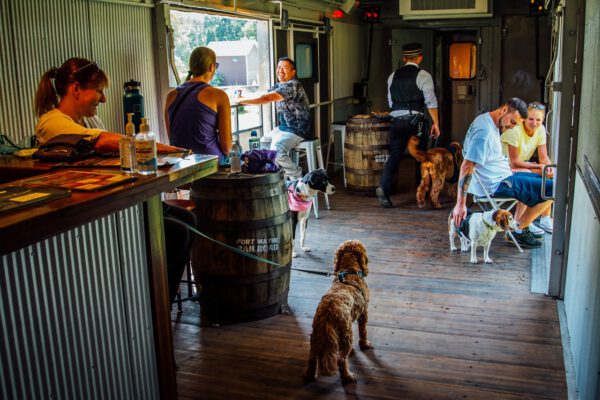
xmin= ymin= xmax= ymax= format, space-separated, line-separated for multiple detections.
xmin=344 ymin=116 xmax=392 ymax=195
xmin=190 ymin=171 xmax=292 ymax=325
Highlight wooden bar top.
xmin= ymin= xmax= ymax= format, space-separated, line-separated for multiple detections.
xmin=0 ymin=154 xmax=218 ymax=255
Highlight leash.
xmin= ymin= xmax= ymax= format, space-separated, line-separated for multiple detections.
xmin=164 ymin=211 xmax=286 ymax=268
xmin=165 ymin=210 xmax=333 ymax=277
xmin=290 ymin=267 xmax=332 ymax=277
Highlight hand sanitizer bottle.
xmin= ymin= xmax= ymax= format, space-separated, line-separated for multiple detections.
xmin=135 ymin=117 xmax=157 ymax=175
xmin=119 ymin=112 xmax=136 ymax=174
xmin=229 ymin=139 xmax=242 ymax=173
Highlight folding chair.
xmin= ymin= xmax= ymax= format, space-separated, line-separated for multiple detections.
xmin=471 ymin=172 xmax=524 ymax=253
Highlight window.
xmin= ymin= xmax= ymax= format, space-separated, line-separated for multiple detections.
xmin=448 ymin=42 xmax=476 ymax=80
xmin=295 ymin=43 xmax=315 ymax=79
xmin=169 ymin=10 xmax=272 ymax=143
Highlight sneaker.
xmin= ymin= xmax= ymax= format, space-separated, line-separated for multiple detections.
xmin=510 ymin=228 xmax=542 ymax=248
xmin=375 ymin=187 xmax=393 ymax=208
xmin=538 ymin=216 xmax=553 ymax=233
xmin=527 ymin=223 xmax=545 ymax=237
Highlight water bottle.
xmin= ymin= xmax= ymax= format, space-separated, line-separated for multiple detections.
xmin=135 ymin=118 xmax=157 ymax=175
xmin=248 ymin=130 xmax=260 ymax=150
xmin=229 ymin=140 xmax=242 ymax=173
xmin=123 ymin=80 xmax=144 ymax=132
xmin=119 ymin=112 xmax=136 ymax=174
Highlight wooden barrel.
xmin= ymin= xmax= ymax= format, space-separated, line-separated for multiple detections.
xmin=344 ymin=116 xmax=392 ymax=195
xmin=190 ymin=171 xmax=292 ymax=325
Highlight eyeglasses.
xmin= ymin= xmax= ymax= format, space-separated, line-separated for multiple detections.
xmin=528 ymin=102 xmax=546 ymax=111
xmin=74 ymin=61 xmax=99 ymax=75
xmin=214 ymin=62 xmax=220 ymax=69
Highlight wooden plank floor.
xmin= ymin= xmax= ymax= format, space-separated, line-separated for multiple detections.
xmin=171 ymin=175 xmax=567 ymax=400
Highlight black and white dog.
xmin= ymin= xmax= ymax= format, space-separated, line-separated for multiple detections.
xmin=286 ymin=169 xmax=335 ymax=258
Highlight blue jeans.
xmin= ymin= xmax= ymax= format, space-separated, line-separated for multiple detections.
xmin=493 ymin=172 xmax=553 ymax=207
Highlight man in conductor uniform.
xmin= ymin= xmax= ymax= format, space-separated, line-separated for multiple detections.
xmin=376 ymin=42 xmax=441 ymax=208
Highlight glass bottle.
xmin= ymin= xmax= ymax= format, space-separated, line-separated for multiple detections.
xmin=119 ymin=112 xmax=137 ymax=174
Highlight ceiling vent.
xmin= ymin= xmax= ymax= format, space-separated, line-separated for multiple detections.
xmin=399 ymin=0 xmax=492 ymax=20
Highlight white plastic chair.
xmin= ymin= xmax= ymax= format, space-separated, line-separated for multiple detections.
xmin=291 ymin=138 xmax=331 ymax=219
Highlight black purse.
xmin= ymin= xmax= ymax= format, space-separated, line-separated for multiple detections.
xmin=34 ymin=134 xmax=96 ymax=162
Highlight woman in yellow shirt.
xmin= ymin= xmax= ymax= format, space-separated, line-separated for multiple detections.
xmin=34 ymin=57 xmax=180 ymax=153
xmin=501 ymin=102 xmax=553 ymax=233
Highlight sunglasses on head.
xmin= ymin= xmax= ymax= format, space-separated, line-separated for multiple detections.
xmin=528 ymin=102 xmax=546 ymax=111
xmin=74 ymin=61 xmax=100 ymax=74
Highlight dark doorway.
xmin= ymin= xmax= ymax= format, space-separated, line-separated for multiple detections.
xmin=439 ymin=31 xmax=479 ymax=145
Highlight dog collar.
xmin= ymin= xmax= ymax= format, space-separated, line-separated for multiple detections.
xmin=482 ymin=213 xmax=496 ymax=230
xmin=338 ymin=271 xmax=365 ymax=284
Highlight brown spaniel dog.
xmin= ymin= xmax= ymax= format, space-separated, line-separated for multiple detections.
xmin=408 ymin=135 xmax=463 ymax=209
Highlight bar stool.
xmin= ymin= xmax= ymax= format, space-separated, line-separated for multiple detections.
xmin=326 ymin=122 xmax=347 ymax=188
xmin=291 ymin=138 xmax=331 ymax=219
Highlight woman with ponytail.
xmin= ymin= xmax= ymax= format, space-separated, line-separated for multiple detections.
xmin=34 ymin=57 xmax=182 ymax=153
xmin=164 ymin=47 xmax=232 ymax=157
xmin=34 ymin=58 xmax=110 ymax=144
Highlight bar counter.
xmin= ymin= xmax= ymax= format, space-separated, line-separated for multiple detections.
xmin=0 ymin=154 xmax=218 ymax=400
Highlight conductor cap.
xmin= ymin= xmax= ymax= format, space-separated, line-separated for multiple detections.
xmin=402 ymin=42 xmax=422 ymax=57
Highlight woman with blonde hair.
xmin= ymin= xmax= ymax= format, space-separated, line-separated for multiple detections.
xmin=501 ymin=101 xmax=553 ymax=234
xmin=164 ymin=46 xmax=232 ymax=158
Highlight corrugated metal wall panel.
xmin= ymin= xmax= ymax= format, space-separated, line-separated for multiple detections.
xmin=0 ymin=1 xmax=20 ymax=142
xmin=118 ymin=204 xmax=159 ymax=400
xmin=0 ymin=0 xmax=159 ymax=145
xmin=9 ymin=0 xmax=92 ymax=143
xmin=90 ymin=1 xmax=160 ymax=135
xmin=0 ymin=204 xmax=158 ymax=400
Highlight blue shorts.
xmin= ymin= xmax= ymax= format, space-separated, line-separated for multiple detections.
xmin=492 ymin=172 xmax=553 ymax=207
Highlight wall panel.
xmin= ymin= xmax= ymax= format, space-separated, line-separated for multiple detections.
xmin=563 ymin=1 xmax=600 ymax=399
xmin=576 ymin=0 xmax=600 ymax=176
xmin=90 ymin=1 xmax=160 ymax=135
xmin=564 ymin=174 xmax=600 ymax=400
xmin=5 ymin=0 xmax=91 ymax=143
xmin=332 ymin=20 xmax=364 ymax=99
xmin=0 ymin=1 xmax=20 ymax=142
xmin=0 ymin=204 xmax=158 ymax=399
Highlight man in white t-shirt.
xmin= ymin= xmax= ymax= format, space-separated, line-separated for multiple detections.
xmin=452 ymin=98 xmax=554 ymax=248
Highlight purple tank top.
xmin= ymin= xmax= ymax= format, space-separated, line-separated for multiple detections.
xmin=168 ymin=81 xmax=223 ymax=156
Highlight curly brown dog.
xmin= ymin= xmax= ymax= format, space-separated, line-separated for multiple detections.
xmin=304 ymin=240 xmax=372 ymax=384
xmin=407 ymin=135 xmax=463 ymax=209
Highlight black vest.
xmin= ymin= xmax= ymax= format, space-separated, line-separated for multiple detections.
xmin=390 ymin=64 xmax=425 ymax=113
